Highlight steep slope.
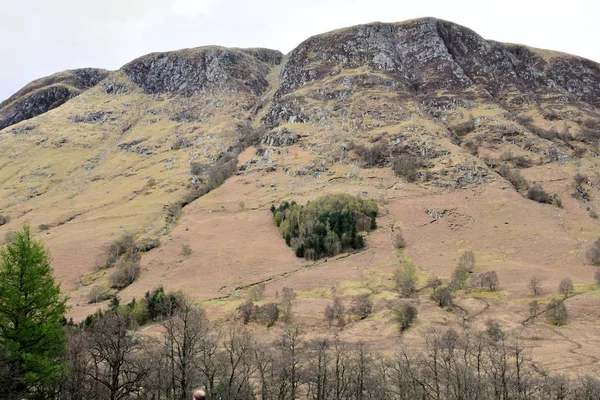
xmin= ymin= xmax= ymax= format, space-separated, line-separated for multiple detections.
xmin=1 ymin=18 xmax=600 ymax=376
xmin=0 ymin=68 xmax=110 ymax=130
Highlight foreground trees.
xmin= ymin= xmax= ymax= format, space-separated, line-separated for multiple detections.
xmin=0 ymin=225 xmax=67 ymax=399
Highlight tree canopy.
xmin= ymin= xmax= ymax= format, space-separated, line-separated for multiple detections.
xmin=271 ymin=194 xmax=378 ymax=260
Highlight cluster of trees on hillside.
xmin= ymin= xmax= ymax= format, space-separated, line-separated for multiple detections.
xmin=271 ymin=194 xmax=378 ymax=260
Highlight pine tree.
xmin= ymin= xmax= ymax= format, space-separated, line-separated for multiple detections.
xmin=0 ymin=225 xmax=67 ymax=397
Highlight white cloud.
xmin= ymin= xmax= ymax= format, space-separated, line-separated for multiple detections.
xmin=1 ymin=0 xmax=598 ymax=101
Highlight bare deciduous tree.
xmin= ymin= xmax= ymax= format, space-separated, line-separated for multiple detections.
xmin=559 ymin=278 xmax=575 ymax=298
xmin=529 ymin=277 xmax=542 ymax=296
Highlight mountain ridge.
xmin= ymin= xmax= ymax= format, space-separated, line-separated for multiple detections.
xmin=1 ymin=17 xmax=600 ymax=376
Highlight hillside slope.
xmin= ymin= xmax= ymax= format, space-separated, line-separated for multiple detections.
xmin=1 ymin=17 xmax=600 ymax=376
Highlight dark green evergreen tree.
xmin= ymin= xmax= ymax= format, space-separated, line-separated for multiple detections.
xmin=0 ymin=225 xmax=67 ymax=398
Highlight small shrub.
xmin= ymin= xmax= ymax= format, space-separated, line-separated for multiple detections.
xmin=431 ymin=286 xmax=454 ymax=307
xmin=88 ymin=285 xmax=111 ymax=304
xmin=485 ymin=319 xmax=504 ymax=341
xmin=393 ymin=232 xmax=406 ymax=249
xmin=394 ymin=304 xmax=418 ymax=332
xmin=181 ymin=244 xmax=192 ymax=257
xmin=324 ymin=305 xmax=335 ymax=326
xmin=38 ymin=224 xmax=50 ymax=231
xmin=104 ymin=234 xmax=138 ymax=268
xmin=256 ymin=303 xmax=280 ymax=327
xmin=351 ymin=294 xmax=373 ymax=319
xmin=190 ymin=161 xmax=206 ymax=176
xmin=238 ymin=300 xmax=254 ymax=324
xmin=137 ymin=238 xmax=159 ymax=252
xmin=426 ymin=277 xmax=443 ymax=290
xmin=497 ymin=165 xmax=529 ymax=192
xmin=527 ymin=184 xmax=552 ymax=204
xmin=249 ymin=283 xmax=266 ymax=301
xmin=0 ymin=215 xmax=9 ymax=226
xmin=110 ymin=260 xmax=141 ymax=289
xmin=546 ymin=299 xmax=567 ymax=326
xmin=450 ymin=119 xmax=476 ymax=136
xmin=464 ymin=140 xmax=479 ymax=156
xmin=332 ymin=297 xmax=345 ymax=318
xmin=574 ymin=173 xmax=587 ymax=186
xmin=478 ymin=271 xmax=499 ymax=291
xmin=350 ymin=140 xmax=389 ymax=167
xmin=393 ymin=263 xmax=417 ymax=297
xmin=558 ymin=278 xmax=574 ymax=298
xmin=529 ymin=300 xmax=540 ymax=321
xmin=171 ymin=137 xmax=184 ymax=150
xmin=586 ymin=239 xmax=600 ymax=266
xmin=543 ymin=110 xmax=560 ymax=121
xmin=146 ymin=177 xmax=156 ymax=187
xmin=392 ymin=154 xmax=425 ymax=182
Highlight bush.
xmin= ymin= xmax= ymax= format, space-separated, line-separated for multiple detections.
xmin=586 ymin=238 xmax=600 ymax=266
xmin=110 ymin=260 xmax=141 ymax=289
xmin=431 ymin=286 xmax=454 ymax=307
xmin=181 ymin=244 xmax=192 ymax=257
xmin=394 ymin=304 xmax=418 ymax=332
xmin=478 ymin=271 xmax=499 ymax=291
xmin=38 ymin=224 xmax=50 ymax=231
xmin=393 ymin=263 xmax=417 ymax=297
xmin=574 ymin=173 xmax=587 ymax=186
xmin=527 ymin=184 xmax=552 ymax=204
xmin=392 ymin=154 xmax=425 ymax=182
xmin=393 ymin=232 xmax=406 ymax=249
xmin=88 ymin=285 xmax=111 ymax=303
xmin=272 ymin=194 xmax=378 ymax=261
xmin=543 ymin=110 xmax=560 ymax=121
xmin=497 ymin=165 xmax=529 ymax=192
xmin=426 ymin=277 xmax=443 ymax=290
xmin=351 ymin=294 xmax=373 ymax=319
xmin=486 ymin=320 xmax=504 ymax=341
xmin=0 ymin=215 xmax=9 ymax=226
xmin=238 ymin=300 xmax=254 ymax=324
xmin=450 ymin=119 xmax=476 ymax=136
xmin=546 ymin=299 xmax=567 ymax=326
xmin=256 ymin=303 xmax=280 ymax=327
xmin=464 ymin=141 xmax=479 ymax=155
xmin=104 ymin=234 xmax=138 ymax=268
xmin=350 ymin=140 xmax=389 ymax=167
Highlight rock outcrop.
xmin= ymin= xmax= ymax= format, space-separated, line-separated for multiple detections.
xmin=0 ymin=68 xmax=109 ymax=130
xmin=264 ymin=18 xmax=600 ymax=126
xmin=121 ymin=46 xmax=282 ymax=96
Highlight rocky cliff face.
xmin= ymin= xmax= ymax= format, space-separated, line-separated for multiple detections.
xmin=265 ymin=18 xmax=600 ymax=127
xmin=121 ymin=46 xmax=282 ymax=96
xmin=0 ymin=68 xmax=109 ymax=130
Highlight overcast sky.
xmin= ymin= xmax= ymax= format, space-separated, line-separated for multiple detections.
xmin=1 ymin=0 xmax=598 ymax=102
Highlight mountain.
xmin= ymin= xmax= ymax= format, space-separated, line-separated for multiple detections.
xmin=1 ymin=17 xmax=599 ymax=376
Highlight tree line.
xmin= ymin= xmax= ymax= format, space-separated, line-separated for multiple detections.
xmin=3 ymin=227 xmax=600 ymax=399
